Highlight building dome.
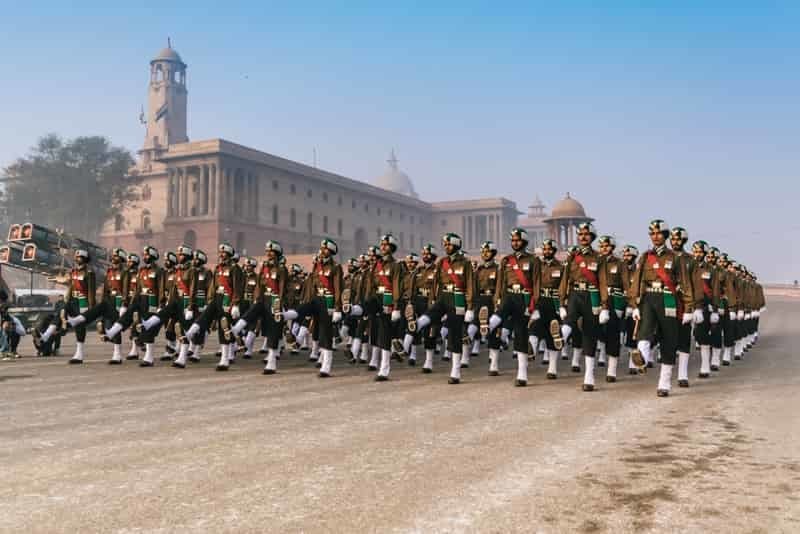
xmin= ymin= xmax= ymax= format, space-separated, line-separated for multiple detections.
xmin=374 ymin=150 xmax=419 ymax=198
xmin=550 ymin=193 xmax=587 ymax=218
xmin=152 ymin=40 xmax=184 ymax=64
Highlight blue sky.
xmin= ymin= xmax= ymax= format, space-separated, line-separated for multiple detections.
xmin=1 ymin=1 xmax=797 ymax=281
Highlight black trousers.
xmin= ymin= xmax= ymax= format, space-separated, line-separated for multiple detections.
xmin=474 ymin=294 xmax=501 ymax=349
xmin=530 ymin=297 xmax=560 ymax=351
xmin=425 ymin=297 xmax=465 ymax=352
xmin=565 ymin=290 xmax=599 ymax=357
xmin=496 ymin=293 xmax=530 ymax=354
xmin=600 ymin=308 xmax=622 ymax=357
xmin=295 ymin=297 xmax=334 ymax=350
xmin=115 ymin=296 xmax=162 ymax=343
xmin=194 ymin=299 xmax=235 ymax=345
xmin=638 ymin=292 xmax=678 ymax=365
xmin=54 ymin=298 xmax=88 ymax=343
xmin=82 ymin=300 xmax=123 ymax=344
xmin=624 ymin=316 xmax=636 ymax=349
xmin=239 ymin=299 xmax=283 ymax=350
xmin=694 ymin=301 xmax=714 ymax=346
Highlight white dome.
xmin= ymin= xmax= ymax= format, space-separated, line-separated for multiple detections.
xmin=374 ymin=150 xmax=418 ymax=198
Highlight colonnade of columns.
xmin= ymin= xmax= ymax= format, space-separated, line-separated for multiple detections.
xmin=167 ymin=164 xmax=260 ymax=221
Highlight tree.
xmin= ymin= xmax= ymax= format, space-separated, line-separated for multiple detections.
xmin=1 ymin=134 xmax=137 ymax=241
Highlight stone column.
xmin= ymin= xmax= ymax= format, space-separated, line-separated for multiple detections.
xmin=210 ymin=165 xmax=216 ymax=216
xmin=166 ymin=169 xmax=174 ymax=217
xmin=200 ymin=165 xmax=208 ymax=215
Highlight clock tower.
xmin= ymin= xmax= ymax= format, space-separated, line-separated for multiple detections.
xmin=139 ymin=40 xmax=188 ymax=170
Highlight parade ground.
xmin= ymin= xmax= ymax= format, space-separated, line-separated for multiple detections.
xmin=1 ymin=297 xmax=798 ymax=533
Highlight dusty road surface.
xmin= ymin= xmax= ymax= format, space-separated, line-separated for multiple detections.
xmin=1 ymin=298 xmax=798 ymax=533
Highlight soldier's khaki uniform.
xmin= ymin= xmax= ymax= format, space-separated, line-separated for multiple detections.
xmin=692 ymin=259 xmax=720 ymax=375
xmin=598 ymin=252 xmax=629 ymax=378
xmin=629 ymin=245 xmax=693 ymax=369
xmin=363 ymin=254 xmax=404 ymax=378
xmin=560 ymin=246 xmax=608 ymax=357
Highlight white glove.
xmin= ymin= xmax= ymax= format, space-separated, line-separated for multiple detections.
xmin=598 ymin=309 xmax=610 ymax=325
xmin=760 ymin=306 xmax=767 ymax=314
xmin=710 ymin=312 xmax=720 ymax=324
xmin=231 ymin=305 xmax=240 ymax=320
xmin=754 ymin=310 xmax=760 ymax=318
xmin=351 ymin=304 xmax=363 ymax=317
xmin=744 ymin=313 xmax=751 ymax=320
xmin=118 ymin=306 xmax=127 ymax=317
xmin=682 ymin=313 xmax=693 ymax=325
xmin=625 ymin=307 xmax=633 ymax=318
xmin=332 ymin=311 xmax=342 ymax=323
xmin=391 ymin=310 xmax=401 ymax=322
xmin=737 ymin=310 xmax=744 ymax=321
xmin=464 ymin=310 xmax=475 ymax=323
xmin=184 ymin=309 xmax=194 ymax=321
xmin=442 ymin=315 xmax=448 ymax=323
xmin=632 ymin=308 xmax=641 ymax=321
xmin=693 ymin=309 xmax=705 ymax=324
xmin=559 ymin=307 xmax=568 ymax=321
xmin=729 ymin=311 xmax=737 ymax=321
xmin=531 ymin=310 xmax=541 ymax=322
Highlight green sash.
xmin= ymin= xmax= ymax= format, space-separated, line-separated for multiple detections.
xmin=147 ymin=295 xmax=158 ymax=313
xmin=454 ymin=290 xmax=466 ymax=315
xmin=324 ymin=294 xmax=335 ymax=312
xmin=589 ymin=289 xmax=601 ymax=315
xmin=78 ymin=296 xmax=89 ymax=314
xmin=114 ymin=295 xmax=123 ymax=310
xmin=663 ymin=290 xmax=677 ymax=318
xmin=382 ymin=291 xmax=394 ymax=313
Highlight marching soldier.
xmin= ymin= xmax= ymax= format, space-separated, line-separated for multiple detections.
xmin=689 ymin=240 xmax=720 ymax=384
xmin=99 ymin=248 xmax=129 ymax=364
xmin=185 ymin=243 xmax=243 ymax=371
xmin=558 ymin=223 xmax=609 ymax=391
xmin=401 ymin=243 xmax=440 ymax=373
xmin=620 ymin=245 xmax=640 ymax=374
xmin=283 ymin=239 xmax=343 ymax=377
xmin=487 ymin=228 xmax=537 ymax=386
xmin=362 ymin=234 xmax=404 ymax=381
xmin=717 ymin=253 xmax=739 ymax=366
xmin=596 ymin=235 xmax=628 ymax=383
xmin=529 ymin=238 xmax=564 ymax=379
xmin=347 ymin=256 xmax=369 ymax=364
xmin=669 ymin=227 xmax=704 ymax=387
xmin=629 ymin=220 xmax=694 ymax=397
xmin=137 ymin=245 xmax=197 ymax=368
xmin=159 ymin=251 xmax=178 ymax=361
xmin=54 ymin=249 xmax=97 ymax=364
xmin=238 ymin=257 xmax=260 ymax=358
xmin=474 ymin=241 xmax=502 ymax=376
xmin=400 ymin=252 xmax=420 ymax=365
xmin=284 ymin=263 xmax=305 ymax=353
xmin=415 ymin=233 xmax=475 ymax=384
xmin=230 ymin=241 xmax=288 ymax=374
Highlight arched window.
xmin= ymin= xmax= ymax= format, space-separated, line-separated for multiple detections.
xmin=114 ymin=214 xmax=124 ymax=232
xmin=183 ymin=230 xmax=197 ymax=248
xmin=290 ymin=208 xmax=296 ymax=228
xmin=307 ymin=212 xmax=313 ymax=234
xmin=272 ymin=205 xmax=279 ymax=225
xmin=141 ymin=209 xmax=151 ymax=231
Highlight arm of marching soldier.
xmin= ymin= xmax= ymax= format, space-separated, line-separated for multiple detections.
xmin=531 ymin=257 xmax=541 ymax=308
xmin=232 ymin=265 xmax=244 ymax=306
xmin=558 ymin=259 xmax=572 ymax=308
xmin=430 ymin=258 xmax=443 ymax=308
xmin=88 ymin=270 xmax=97 ymax=308
xmin=691 ymin=260 xmax=705 ymax=311
xmin=598 ymin=256 xmax=609 ymax=310
xmin=334 ymin=264 xmax=344 ymax=312
xmin=494 ymin=256 xmax=506 ymax=308
xmin=711 ymin=268 xmax=721 ymax=310
xmin=627 ymin=256 xmax=645 ymax=309
xmin=679 ymin=255 xmax=694 ymax=312
xmin=464 ymin=258 xmax=475 ymax=311
xmin=393 ymin=262 xmax=403 ymax=309
xmin=278 ymin=266 xmax=288 ymax=305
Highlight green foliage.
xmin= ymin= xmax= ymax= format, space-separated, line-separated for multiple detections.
xmin=1 ymin=134 xmax=137 ymax=240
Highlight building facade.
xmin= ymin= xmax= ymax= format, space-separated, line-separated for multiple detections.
xmin=100 ymin=45 xmax=590 ymax=259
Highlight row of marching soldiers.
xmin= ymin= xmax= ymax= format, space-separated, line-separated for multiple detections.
xmin=40 ymin=218 xmax=765 ymax=397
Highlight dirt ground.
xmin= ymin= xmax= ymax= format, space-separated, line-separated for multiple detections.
xmin=1 ymin=298 xmax=798 ymax=533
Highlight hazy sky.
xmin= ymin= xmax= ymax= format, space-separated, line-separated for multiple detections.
xmin=1 ymin=1 xmax=797 ymax=282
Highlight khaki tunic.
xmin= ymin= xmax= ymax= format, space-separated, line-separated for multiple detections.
xmin=559 ymin=247 xmax=609 ymax=309
xmin=628 ymin=246 xmax=694 ymax=311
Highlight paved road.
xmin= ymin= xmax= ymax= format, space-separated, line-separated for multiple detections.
xmin=1 ymin=298 xmax=798 ymax=533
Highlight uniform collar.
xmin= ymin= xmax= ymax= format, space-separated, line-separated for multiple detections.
xmin=542 ymin=256 xmax=556 ymax=265
xmin=654 ymin=245 xmax=667 ymax=256
xmin=482 ymin=259 xmax=496 ymax=268
xmin=381 ymin=254 xmax=393 ymax=263
xmin=579 ymin=246 xmax=592 ymax=256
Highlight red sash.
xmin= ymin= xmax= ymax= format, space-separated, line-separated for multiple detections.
xmin=315 ymin=264 xmax=334 ymax=294
xmin=140 ymin=268 xmax=157 ymax=292
xmin=572 ymin=254 xmax=599 ymax=287
xmin=506 ymin=256 xmax=535 ymax=312
xmin=176 ymin=269 xmax=191 ymax=296
xmin=441 ymin=258 xmax=465 ymax=291
xmin=646 ymin=252 xmax=678 ymax=294
xmin=215 ymin=265 xmax=234 ymax=296
xmin=374 ymin=261 xmax=393 ymax=292
xmin=260 ymin=266 xmax=279 ymax=294
xmin=71 ymin=270 xmax=88 ymax=295
xmin=106 ymin=269 xmax=122 ymax=293
xmin=702 ymin=279 xmax=712 ymax=299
